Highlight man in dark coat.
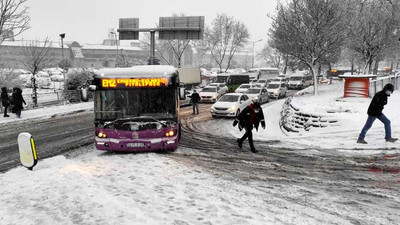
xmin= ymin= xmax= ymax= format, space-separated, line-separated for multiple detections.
xmin=11 ymin=87 xmax=26 ymax=118
xmin=358 ymin=83 xmax=397 ymax=144
xmin=233 ymin=101 xmax=266 ymax=153
xmin=190 ymin=90 xmax=201 ymax=115
xmin=1 ymin=87 xmax=10 ymax=117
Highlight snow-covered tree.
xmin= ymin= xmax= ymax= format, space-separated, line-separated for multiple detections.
xmin=0 ymin=0 xmax=30 ymax=45
xmin=204 ymin=13 xmax=250 ymax=73
xmin=269 ymin=0 xmax=347 ymax=95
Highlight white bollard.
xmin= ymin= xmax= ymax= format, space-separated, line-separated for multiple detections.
xmin=18 ymin=133 xmax=38 ymax=170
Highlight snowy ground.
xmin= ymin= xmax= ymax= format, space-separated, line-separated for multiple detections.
xmin=1 ymin=82 xmax=399 ymax=224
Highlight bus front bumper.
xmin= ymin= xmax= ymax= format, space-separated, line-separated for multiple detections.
xmin=95 ymin=136 xmax=179 ymax=152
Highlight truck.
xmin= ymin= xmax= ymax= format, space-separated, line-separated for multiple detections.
xmin=177 ymin=67 xmax=201 ymax=86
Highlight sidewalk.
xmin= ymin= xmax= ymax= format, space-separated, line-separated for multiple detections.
xmin=0 ymin=101 xmax=94 ymax=124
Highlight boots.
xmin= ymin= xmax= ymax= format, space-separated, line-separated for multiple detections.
xmin=386 ymin=138 xmax=398 ymax=142
xmin=357 ymin=138 xmax=367 ymax=144
xmin=237 ymin=139 xmax=242 ymax=148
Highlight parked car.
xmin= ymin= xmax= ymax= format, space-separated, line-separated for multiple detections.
xmin=210 ymin=93 xmax=252 ymax=118
xmin=246 ymin=88 xmax=269 ymax=104
xmin=267 ymin=82 xmax=287 ymax=99
xmin=235 ymin=83 xmax=252 ymax=93
xmin=199 ymin=86 xmax=224 ymax=103
xmin=208 ymin=83 xmax=228 ymax=94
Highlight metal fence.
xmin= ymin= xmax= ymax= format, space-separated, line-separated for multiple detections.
xmin=369 ymin=74 xmax=400 ymax=96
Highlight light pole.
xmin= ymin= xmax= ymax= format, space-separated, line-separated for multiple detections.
xmin=59 ymin=33 xmax=65 ymax=59
xmin=251 ymin=39 xmax=263 ymax=68
xmin=59 ymin=33 xmax=66 ymax=84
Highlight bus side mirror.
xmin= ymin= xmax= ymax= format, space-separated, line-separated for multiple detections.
xmin=88 ymin=85 xmax=96 ymax=91
xmin=179 ymin=87 xmax=186 ymax=100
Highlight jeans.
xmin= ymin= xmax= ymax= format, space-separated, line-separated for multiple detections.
xmin=359 ymin=114 xmax=391 ymax=139
xmin=192 ymin=103 xmax=199 ymax=114
xmin=239 ymin=126 xmax=255 ymax=150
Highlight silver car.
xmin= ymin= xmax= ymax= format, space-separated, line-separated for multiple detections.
xmin=246 ymin=88 xmax=269 ymax=104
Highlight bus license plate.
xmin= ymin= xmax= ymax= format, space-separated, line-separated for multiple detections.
xmin=127 ymin=143 xmax=144 ymax=148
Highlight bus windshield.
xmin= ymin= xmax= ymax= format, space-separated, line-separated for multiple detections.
xmin=95 ymin=88 xmax=176 ymax=121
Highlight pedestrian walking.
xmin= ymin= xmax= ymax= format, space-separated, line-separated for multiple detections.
xmin=190 ymin=90 xmax=201 ymax=115
xmin=357 ymin=83 xmax=397 ymax=144
xmin=11 ymin=87 xmax=26 ymax=118
xmin=232 ymin=101 xmax=266 ymax=153
xmin=1 ymin=87 xmax=10 ymax=117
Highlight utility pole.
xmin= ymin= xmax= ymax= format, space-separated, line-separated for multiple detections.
xmin=251 ymin=39 xmax=263 ymax=68
xmin=59 ymin=33 xmax=66 ymax=82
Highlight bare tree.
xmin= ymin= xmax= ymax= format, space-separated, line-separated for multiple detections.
xmin=0 ymin=0 xmax=30 ymax=44
xmin=21 ymin=38 xmax=55 ymax=106
xmin=346 ymin=0 xmax=400 ymax=74
xmin=269 ymin=0 xmax=347 ymax=95
xmin=204 ymin=14 xmax=250 ymax=73
xmin=191 ymin=39 xmax=210 ymax=67
xmin=259 ymin=44 xmax=283 ymax=68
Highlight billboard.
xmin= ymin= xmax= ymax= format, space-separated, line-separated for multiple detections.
xmin=119 ymin=18 xmax=139 ymax=40
xmin=159 ymin=16 xmax=204 ymax=40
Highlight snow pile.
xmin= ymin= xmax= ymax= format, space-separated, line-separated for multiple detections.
xmin=208 ymin=82 xmax=400 ymax=151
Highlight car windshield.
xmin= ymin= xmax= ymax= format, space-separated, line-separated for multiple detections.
xmin=239 ymin=84 xmax=251 ymax=89
xmin=267 ymin=83 xmax=280 ymax=89
xmin=252 ymin=84 xmax=262 ymax=88
xmin=290 ymin=77 xmax=303 ymax=81
xmin=247 ymin=88 xmax=261 ymax=94
xmin=218 ymin=95 xmax=239 ymax=102
xmin=273 ymin=78 xmax=281 ymax=82
xmin=208 ymin=83 xmax=218 ymax=86
xmin=257 ymin=80 xmax=267 ymax=83
xmin=201 ymin=87 xmax=217 ymax=92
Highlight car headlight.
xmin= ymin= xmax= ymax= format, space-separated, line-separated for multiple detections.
xmin=228 ymin=105 xmax=237 ymax=111
xmin=253 ymin=96 xmax=258 ymax=100
xmin=211 ymin=106 xmax=216 ymax=110
xmin=212 ymin=95 xmax=217 ymax=98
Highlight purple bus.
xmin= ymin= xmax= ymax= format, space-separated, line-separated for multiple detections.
xmin=92 ymin=65 xmax=183 ymax=152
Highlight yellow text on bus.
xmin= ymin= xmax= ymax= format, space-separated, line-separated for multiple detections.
xmin=101 ymin=78 xmax=169 ymax=88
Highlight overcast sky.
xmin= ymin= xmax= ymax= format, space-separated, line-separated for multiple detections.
xmin=21 ymin=0 xmax=278 ymax=50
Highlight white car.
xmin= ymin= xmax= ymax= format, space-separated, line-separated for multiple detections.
xmin=253 ymin=79 xmax=268 ymax=88
xmin=271 ymin=76 xmax=288 ymax=84
xmin=210 ymin=93 xmax=252 ymax=118
xmin=267 ymin=82 xmax=287 ymax=99
xmin=246 ymin=88 xmax=269 ymax=104
xmin=235 ymin=83 xmax=252 ymax=93
xmin=200 ymin=86 xmax=223 ymax=103
xmin=208 ymin=83 xmax=228 ymax=94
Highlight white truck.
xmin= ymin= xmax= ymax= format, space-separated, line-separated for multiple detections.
xmin=177 ymin=67 xmax=201 ymax=85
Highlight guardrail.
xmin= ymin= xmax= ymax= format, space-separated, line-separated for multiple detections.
xmin=369 ymin=74 xmax=400 ymax=96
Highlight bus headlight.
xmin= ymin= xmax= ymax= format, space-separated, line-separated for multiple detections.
xmin=165 ymin=130 xmax=177 ymax=137
xmin=97 ymin=132 xmax=107 ymax=138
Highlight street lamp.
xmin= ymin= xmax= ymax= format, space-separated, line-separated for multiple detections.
xmin=59 ymin=33 xmax=65 ymax=59
xmin=59 ymin=33 xmax=66 ymax=83
xmin=251 ymin=39 xmax=263 ymax=68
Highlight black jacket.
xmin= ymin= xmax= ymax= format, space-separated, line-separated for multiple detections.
xmin=190 ymin=92 xmax=201 ymax=103
xmin=234 ymin=104 xmax=265 ymax=131
xmin=11 ymin=88 xmax=26 ymax=112
xmin=1 ymin=88 xmax=10 ymax=107
xmin=367 ymin=87 xmax=391 ymax=117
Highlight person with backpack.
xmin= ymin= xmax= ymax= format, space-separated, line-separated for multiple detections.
xmin=233 ymin=101 xmax=265 ymax=153
xmin=357 ymin=83 xmax=398 ymax=144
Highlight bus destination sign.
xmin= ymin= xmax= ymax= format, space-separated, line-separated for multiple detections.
xmin=101 ymin=78 xmax=169 ymax=88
